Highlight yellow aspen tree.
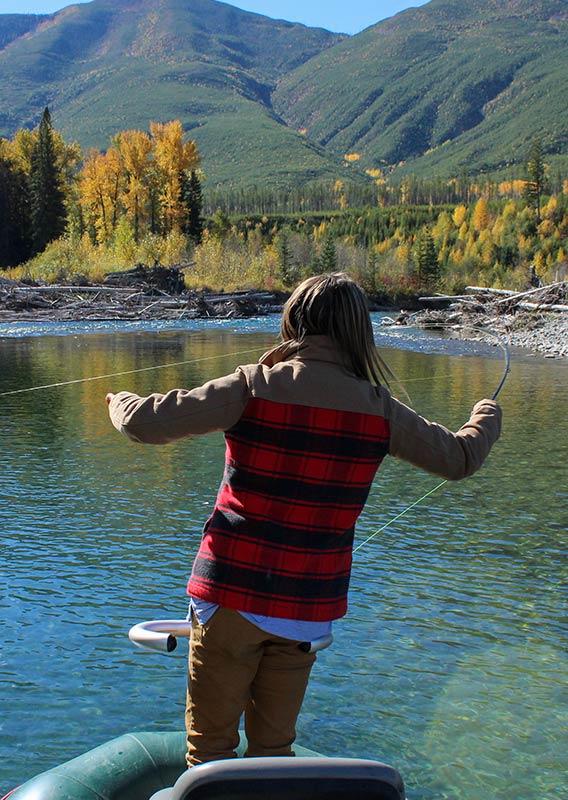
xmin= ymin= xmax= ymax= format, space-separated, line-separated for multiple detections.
xmin=478 ymin=229 xmax=494 ymax=267
xmin=492 ymin=216 xmax=504 ymax=241
xmin=80 ymin=147 xmax=123 ymax=243
xmin=313 ymin=221 xmax=327 ymax=242
xmin=117 ymin=130 xmax=153 ymax=242
xmin=80 ymin=150 xmax=105 ymax=239
xmin=518 ymin=233 xmax=532 ymax=255
xmin=150 ymin=120 xmax=200 ymax=234
xmin=333 ymin=179 xmax=347 ymax=210
xmin=438 ymin=243 xmax=450 ymax=271
xmin=395 ymin=242 xmax=412 ymax=267
xmin=543 ymin=195 xmax=558 ymax=220
xmin=5 ymin=128 xmax=36 ymax=173
xmin=450 ymin=246 xmax=464 ymax=265
xmin=432 ymin=211 xmax=452 ymax=246
xmin=4 ymin=127 xmax=80 ymax=197
xmin=472 ymin=197 xmax=491 ymax=232
xmin=458 ymin=221 xmax=469 ymax=241
xmin=537 ymin=218 xmax=555 ymax=239
xmin=533 ymin=251 xmax=546 ymax=276
xmin=453 ymin=204 xmax=467 ymax=228
xmin=464 ymin=231 xmax=480 ymax=260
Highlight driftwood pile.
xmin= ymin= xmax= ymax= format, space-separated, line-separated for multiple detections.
xmin=0 ymin=267 xmax=281 ymax=322
xmin=385 ymin=281 xmax=568 ymax=358
xmin=387 ymin=282 xmax=568 ymax=327
xmin=2 ymin=269 xmax=566 ymax=356
xmin=422 ymin=282 xmax=568 ymax=313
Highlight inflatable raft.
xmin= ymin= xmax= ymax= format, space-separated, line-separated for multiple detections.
xmin=4 ymin=730 xmax=405 ymax=800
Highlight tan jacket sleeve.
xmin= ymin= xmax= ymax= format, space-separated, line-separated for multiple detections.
xmin=107 ymin=369 xmax=250 ymax=444
xmin=387 ymin=396 xmax=502 ymax=480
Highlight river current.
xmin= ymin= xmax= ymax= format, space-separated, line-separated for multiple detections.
xmin=0 ymin=315 xmax=566 ymax=800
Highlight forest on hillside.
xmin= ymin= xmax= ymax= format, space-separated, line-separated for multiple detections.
xmin=1 ymin=114 xmax=566 ymax=298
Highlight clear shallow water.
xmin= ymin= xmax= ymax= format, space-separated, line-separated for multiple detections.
xmin=0 ymin=317 xmax=566 ymax=800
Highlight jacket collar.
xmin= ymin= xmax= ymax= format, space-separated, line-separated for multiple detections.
xmin=259 ymin=335 xmax=346 ymax=368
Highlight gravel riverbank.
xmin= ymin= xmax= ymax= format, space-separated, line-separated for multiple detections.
xmin=499 ymin=311 xmax=568 ymax=358
xmin=388 ymin=283 xmax=568 ymax=360
xmin=399 ymin=309 xmax=568 ymax=359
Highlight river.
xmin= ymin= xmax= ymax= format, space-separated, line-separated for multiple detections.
xmin=0 ymin=316 xmax=566 ymax=800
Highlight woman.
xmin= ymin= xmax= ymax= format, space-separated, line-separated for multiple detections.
xmin=106 ymin=273 xmax=502 ymax=766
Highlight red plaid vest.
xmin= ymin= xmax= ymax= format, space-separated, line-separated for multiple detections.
xmin=187 ymin=396 xmax=390 ymax=621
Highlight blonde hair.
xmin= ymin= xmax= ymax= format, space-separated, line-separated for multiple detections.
xmin=280 ymin=272 xmax=396 ymax=388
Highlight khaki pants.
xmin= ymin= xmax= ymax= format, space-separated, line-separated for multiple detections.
xmin=185 ymin=607 xmax=316 ymax=766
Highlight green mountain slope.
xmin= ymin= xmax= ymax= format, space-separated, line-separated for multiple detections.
xmin=0 ymin=0 xmax=347 ymax=187
xmin=1 ymin=0 xmax=567 ymax=188
xmin=272 ymin=0 xmax=568 ymax=177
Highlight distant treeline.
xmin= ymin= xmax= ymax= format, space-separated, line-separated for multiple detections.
xmin=204 ymin=160 xmax=567 ymax=217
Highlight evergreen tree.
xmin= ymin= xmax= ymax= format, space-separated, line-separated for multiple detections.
xmin=210 ymin=207 xmax=231 ymax=239
xmin=365 ymin=248 xmax=378 ymax=294
xmin=183 ymin=170 xmax=204 ymax=244
xmin=306 ymin=250 xmax=321 ymax=278
xmin=275 ymin=229 xmax=299 ymax=287
xmin=416 ymin=227 xmax=440 ymax=288
xmin=29 ymin=107 xmax=67 ymax=255
xmin=319 ymin=234 xmax=337 ymax=273
xmin=524 ymin=139 xmax=547 ymax=223
xmin=0 ymin=158 xmax=32 ymax=268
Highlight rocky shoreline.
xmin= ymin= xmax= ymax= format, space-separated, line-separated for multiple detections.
xmin=1 ymin=272 xmax=567 ymax=360
xmin=396 ymin=307 xmax=568 ymax=359
xmin=381 ymin=283 xmax=568 ymax=360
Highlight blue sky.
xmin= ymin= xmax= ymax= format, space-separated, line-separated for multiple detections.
xmin=0 ymin=0 xmax=429 ymax=35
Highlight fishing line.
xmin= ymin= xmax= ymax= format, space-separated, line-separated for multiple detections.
xmin=0 ymin=347 xmax=266 ymax=397
xmin=353 ymin=480 xmax=447 ymax=553
xmin=377 ymin=320 xmax=510 ymax=402
xmin=3 ymin=323 xmax=509 ymax=546
xmin=354 ymin=323 xmax=510 ymax=553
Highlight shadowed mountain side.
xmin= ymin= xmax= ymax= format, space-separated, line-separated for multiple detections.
xmin=0 ymin=13 xmax=51 ymax=49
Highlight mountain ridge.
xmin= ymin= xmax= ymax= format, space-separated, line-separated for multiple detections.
xmin=1 ymin=0 xmax=567 ymax=188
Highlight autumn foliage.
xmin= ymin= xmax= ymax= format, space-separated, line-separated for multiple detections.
xmin=80 ymin=120 xmax=201 ymax=244
xmin=1 ymin=116 xmax=567 ymax=298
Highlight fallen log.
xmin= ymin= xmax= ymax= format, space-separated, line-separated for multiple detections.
xmin=11 ymin=285 xmax=142 ymax=293
xmin=465 ymin=286 xmax=514 ymax=296
xmin=492 ymin=282 xmax=565 ymax=305
xmin=419 ymin=294 xmax=474 ymax=302
xmin=516 ymin=301 xmax=568 ymax=312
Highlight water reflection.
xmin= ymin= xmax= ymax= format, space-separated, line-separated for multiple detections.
xmin=1 ymin=322 xmax=566 ymax=800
